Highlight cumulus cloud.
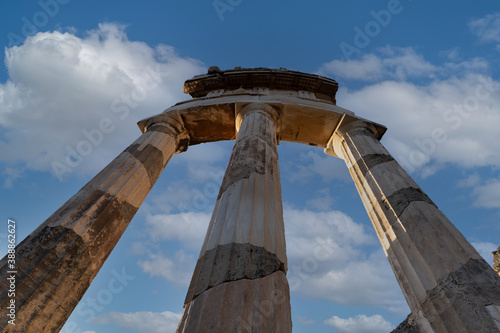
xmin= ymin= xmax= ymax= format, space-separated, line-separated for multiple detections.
xmin=320 ymin=53 xmax=386 ymax=81
xmin=138 ymin=250 xmax=195 ymax=285
xmin=324 ymin=314 xmax=394 ymax=333
xmin=145 ymin=211 xmax=211 ymax=251
xmin=300 ymin=251 xmax=405 ymax=313
xmin=456 ymin=172 xmax=481 ymax=188
xmin=0 ymin=23 xmax=205 ymax=182
xmin=319 ymin=47 xmax=500 ymax=178
xmin=284 ymin=207 xmax=406 ymax=313
xmin=318 ymin=47 xmax=436 ymax=81
xmin=305 ymin=188 xmax=336 ymax=211
xmin=469 ymin=12 xmax=500 ymax=45
xmin=319 ymin=49 xmax=498 ymax=179
xmin=439 ymin=47 xmax=461 ymax=61
xmin=145 ymin=182 xmax=212 ymax=215
xmin=334 ymin=70 xmax=500 ymax=176
xmin=2 ymin=167 xmax=23 ymax=188
xmin=319 ymin=46 xmax=488 ymax=83
xmin=455 ymin=174 xmax=500 ymax=210
xmin=93 ymin=310 xmax=182 ymax=333
xmin=471 ymin=178 xmax=500 ymax=209
xmin=284 ymin=207 xmax=376 ymax=263
xmin=130 ymin=241 xmax=150 ymax=255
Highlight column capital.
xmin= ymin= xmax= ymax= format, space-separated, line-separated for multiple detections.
xmin=325 ymin=115 xmax=385 ymax=159
xmin=144 ymin=113 xmax=190 ymax=154
xmin=235 ymin=102 xmax=281 ymax=134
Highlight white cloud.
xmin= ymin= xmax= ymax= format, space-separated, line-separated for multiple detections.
xmin=471 ymin=178 xmax=500 ymax=208
xmin=2 ymin=167 xmax=23 ymax=188
xmin=174 ymin=141 xmax=231 ymax=170
xmin=321 ymin=55 xmax=494 ymax=183
xmin=286 ymin=150 xmax=349 ymax=183
xmin=284 ymin=207 xmax=376 ymax=263
xmin=306 ymin=188 xmax=335 ymax=211
xmin=469 ymin=13 xmax=500 ymax=44
xmin=284 ymin=208 xmax=407 ymax=313
xmin=186 ymin=163 xmax=225 ymax=184
xmin=443 ymin=57 xmax=489 ymax=73
xmin=294 ymin=250 xmax=406 ymax=313
xmin=319 ymin=47 xmax=436 ymax=81
xmin=335 ymin=72 xmax=500 ymax=175
xmin=319 ymin=53 xmax=385 ymax=81
xmin=93 ymin=310 xmax=182 ymax=333
xmin=145 ymin=211 xmax=211 ymax=251
xmin=138 ymin=250 xmax=195 ymax=285
xmin=457 ymin=174 xmax=500 ymax=209
xmin=130 ymin=241 xmax=149 ymax=255
xmin=140 ymin=145 xmax=228 ymax=216
xmin=324 ymin=314 xmax=394 ymax=333
xmin=439 ymin=47 xmax=461 ymax=61
xmin=0 ymin=23 xmax=205 ymax=182
xmin=456 ymin=173 xmax=481 ymax=188
xmin=146 ymin=182 xmax=207 ymax=215
xmin=320 ymin=46 xmax=488 ymax=83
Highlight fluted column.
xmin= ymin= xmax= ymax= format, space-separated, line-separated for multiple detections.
xmin=178 ymin=103 xmax=291 ymax=333
xmin=0 ymin=116 xmax=188 ymax=333
xmin=326 ymin=119 xmax=500 ymax=333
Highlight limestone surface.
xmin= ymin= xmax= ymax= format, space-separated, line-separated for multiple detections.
xmin=5 ymin=66 xmax=499 ymax=333
xmin=326 ymin=118 xmax=500 ymax=332
xmin=0 ymin=119 xmax=187 ymax=332
xmin=392 ymin=314 xmax=420 ymax=333
xmin=179 ymin=103 xmax=291 ymax=332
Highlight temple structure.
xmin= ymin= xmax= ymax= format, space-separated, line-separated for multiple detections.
xmin=1 ymin=67 xmax=499 ymax=332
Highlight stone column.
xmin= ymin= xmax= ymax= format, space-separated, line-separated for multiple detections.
xmin=326 ymin=119 xmax=500 ymax=333
xmin=0 ymin=117 xmax=188 ymax=333
xmin=178 ymin=103 xmax=291 ymax=333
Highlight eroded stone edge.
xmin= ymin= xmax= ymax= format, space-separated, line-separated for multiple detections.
xmin=185 ymin=243 xmax=286 ymax=305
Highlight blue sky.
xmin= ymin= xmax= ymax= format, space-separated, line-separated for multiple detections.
xmin=1 ymin=1 xmax=500 ymax=332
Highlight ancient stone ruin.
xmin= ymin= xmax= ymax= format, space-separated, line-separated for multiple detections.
xmin=494 ymin=247 xmax=500 ymax=277
xmin=1 ymin=67 xmax=500 ymax=332
xmin=392 ymin=314 xmax=420 ymax=333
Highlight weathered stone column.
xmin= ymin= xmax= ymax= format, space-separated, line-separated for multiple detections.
xmin=0 ymin=116 xmax=188 ymax=333
xmin=326 ymin=119 xmax=500 ymax=333
xmin=178 ymin=103 xmax=291 ymax=333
